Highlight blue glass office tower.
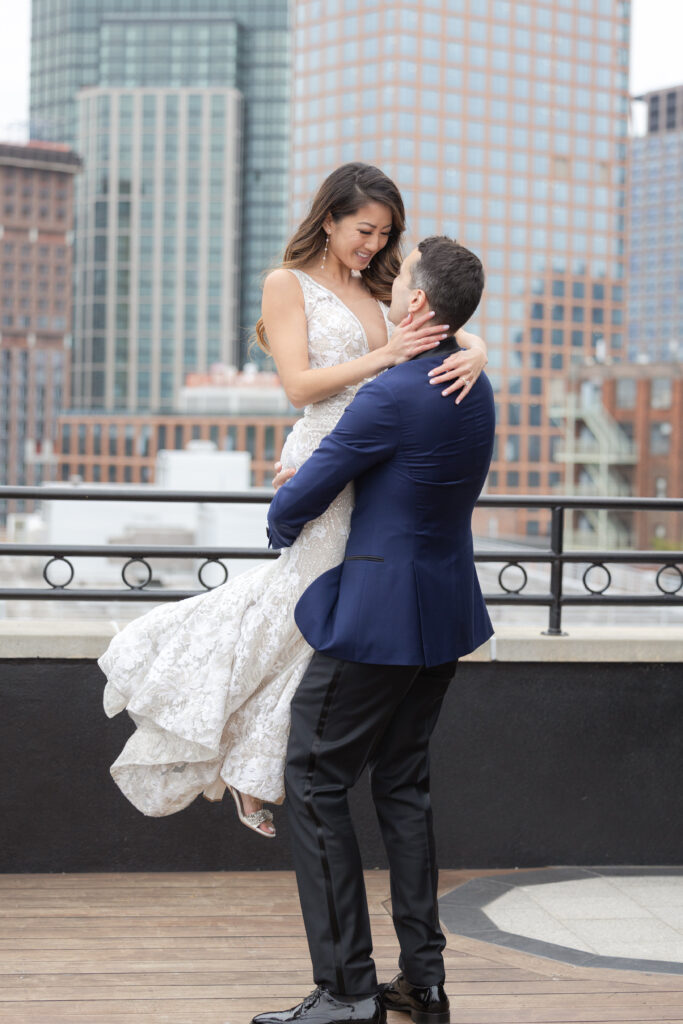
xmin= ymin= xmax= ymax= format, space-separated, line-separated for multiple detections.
xmin=628 ymin=85 xmax=683 ymax=363
xmin=30 ymin=0 xmax=289 ymax=401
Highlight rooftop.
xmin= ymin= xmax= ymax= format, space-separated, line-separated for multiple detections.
xmin=0 ymin=140 xmax=82 ymax=172
xmin=3 ymin=869 xmax=682 ymax=1023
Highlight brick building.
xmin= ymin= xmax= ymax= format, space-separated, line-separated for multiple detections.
xmin=0 ymin=141 xmax=81 ymax=519
xmin=552 ymin=360 xmax=683 ymax=549
xmin=55 ymin=371 xmax=298 ymax=486
xmin=55 ymin=413 xmax=298 ymax=488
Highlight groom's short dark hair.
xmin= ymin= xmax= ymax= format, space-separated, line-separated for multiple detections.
xmin=411 ymin=236 xmax=484 ymax=333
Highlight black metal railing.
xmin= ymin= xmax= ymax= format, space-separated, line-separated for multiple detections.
xmin=0 ymin=486 xmax=681 ymax=635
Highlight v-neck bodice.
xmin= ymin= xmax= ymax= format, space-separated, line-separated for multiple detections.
xmin=277 ymin=269 xmax=393 ymax=473
xmin=293 ymin=270 xmax=391 ymax=353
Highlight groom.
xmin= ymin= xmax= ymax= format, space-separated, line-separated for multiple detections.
xmin=254 ymin=237 xmax=495 ymax=1024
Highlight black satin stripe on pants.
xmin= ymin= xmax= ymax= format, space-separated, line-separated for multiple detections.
xmin=284 ymin=652 xmax=456 ymax=997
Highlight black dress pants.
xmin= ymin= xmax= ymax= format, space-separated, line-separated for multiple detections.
xmin=284 ymin=651 xmax=456 ymax=997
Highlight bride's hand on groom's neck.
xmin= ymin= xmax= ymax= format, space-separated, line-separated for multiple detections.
xmin=428 ymin=330 xmax=488 ymax=405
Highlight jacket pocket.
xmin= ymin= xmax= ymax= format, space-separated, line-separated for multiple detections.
xmin=344 ymin=555 xmax=384 ymax=562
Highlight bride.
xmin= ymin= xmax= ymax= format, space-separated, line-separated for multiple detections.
xmin=99 ymin=163 xmax=488 ymax=837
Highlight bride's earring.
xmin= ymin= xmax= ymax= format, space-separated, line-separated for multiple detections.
xmin=321 ymin=233 xmax=329 ymax=270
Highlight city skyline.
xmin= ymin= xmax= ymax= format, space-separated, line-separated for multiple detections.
xmin=0 ymin=0 xmax=680 ymax=540
xmin=2 ymin=0 xmax=683 ymax=139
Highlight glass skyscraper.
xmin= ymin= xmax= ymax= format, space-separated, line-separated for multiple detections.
xmin=628 ymin=85 xmax=683 ymax=363
xmin=74 ymin=87 xmax=241 ymax=411
xmin=292 ymin=0 xmax=630 ymax=537
xmin=30 ymin=0 xmax=289 ymax=389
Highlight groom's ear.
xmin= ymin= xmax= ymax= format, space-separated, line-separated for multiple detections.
xmin=408 ymin=288 xmax=428 ymax=314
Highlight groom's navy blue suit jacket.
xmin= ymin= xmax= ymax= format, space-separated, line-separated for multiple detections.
xmin=267 ymin=338 xmax=496 ymax=667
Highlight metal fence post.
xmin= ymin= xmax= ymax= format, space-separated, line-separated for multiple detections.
xmin=543 ymin=505 xmax=566 ymax=636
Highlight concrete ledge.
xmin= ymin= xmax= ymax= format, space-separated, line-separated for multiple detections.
xmin=489 ymin=626 xmax=683 ymax=663
xmin=0 ymin=619 xmax=118 ymax=659
xmin=0 ymin=620 xmax=680 ymax=662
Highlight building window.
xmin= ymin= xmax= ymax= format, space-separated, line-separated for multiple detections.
xmin=505 ymin=436 xmax=520 ymax=461
xmin=655 ymin=476 xmax=667 ymax=498
xmin=650 ymin=422 xmax=671 ymax=455
xmin=615 ymin=378 xmax=636 ymax=409
xmin=651 ymin=377 xmax=672 ymax=410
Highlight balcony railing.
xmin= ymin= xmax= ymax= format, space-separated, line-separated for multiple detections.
xmin=0 ymin=486 xmax=681 ymax=636
xmin=552 ymin=479 xmax=634 ymax=498
xmin=555 ymin=440 xmax=638 ymax=463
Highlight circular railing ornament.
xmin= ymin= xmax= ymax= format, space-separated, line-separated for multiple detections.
xmin=43 ymin=555 xmax=75 ymax=589
xmin=655 ymin=563 xmax=683 ymax=596
xmin=498 ymin=562 xmax=528 ymax=594
xmin=582 ymin=562 xmax=611 ymax=595
xmin=198 ymin=558 xmax=229 ymax=590
xmin=121 ymin=557 xmax=153 ymax=590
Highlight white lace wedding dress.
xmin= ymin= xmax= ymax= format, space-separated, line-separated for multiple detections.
xmin=99 ymin=270 xmax=392 ymax=815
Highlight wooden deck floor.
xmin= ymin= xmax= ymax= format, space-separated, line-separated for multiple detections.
xmin=1 ymin=869 xmax=683 ymax=1024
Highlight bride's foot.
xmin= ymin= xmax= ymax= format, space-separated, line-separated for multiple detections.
xmin=227 ymin=785 xmax=276 ymax=838
xmin=241 ymin=793 xmax=276 ymax=836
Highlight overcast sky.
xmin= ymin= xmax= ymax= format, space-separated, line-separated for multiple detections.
xmin=0 ymin=0 xmax=682 ymax=139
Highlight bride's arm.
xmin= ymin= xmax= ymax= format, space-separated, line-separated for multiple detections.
xmin=262 ymin=270 xmax=448 ymax=409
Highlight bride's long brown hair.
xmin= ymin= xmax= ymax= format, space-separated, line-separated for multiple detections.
xmin=254 ymin=162 xmax=406 ymax=354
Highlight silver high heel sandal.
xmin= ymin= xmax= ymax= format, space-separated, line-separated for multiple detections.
xmin=227 ymin=785 xmax=276 ymax=838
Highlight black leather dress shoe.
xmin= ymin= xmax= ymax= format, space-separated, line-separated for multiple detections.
xmin=251 ymin=986 xmax=386 ymax=1024
xmin=380 ymin=974 xmax=450 ymax=1024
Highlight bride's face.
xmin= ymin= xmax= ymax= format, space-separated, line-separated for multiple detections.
xmin=323 ymin=202 xmax=393 ymax=273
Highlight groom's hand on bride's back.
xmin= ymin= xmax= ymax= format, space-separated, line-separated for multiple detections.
xmin=272 ymin=461 xmax=296 ymax=491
